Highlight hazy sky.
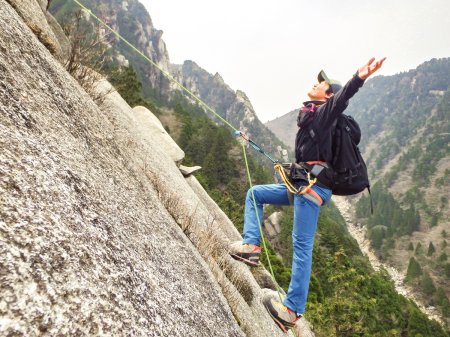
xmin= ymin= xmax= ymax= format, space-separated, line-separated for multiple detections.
xmin=140 ymin=0 xmax=450 ymax=122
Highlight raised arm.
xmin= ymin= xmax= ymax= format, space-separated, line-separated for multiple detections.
xmin=358 ymin=57 xmax=386 ymax=80
xmin=315 ymin=57 xmax=386 ymax=130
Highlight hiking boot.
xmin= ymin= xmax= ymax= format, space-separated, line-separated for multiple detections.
xmin=229 ymin=241 xmax=261 ymax=267
xmin=263 ymin=295 xmax=301 ymax=333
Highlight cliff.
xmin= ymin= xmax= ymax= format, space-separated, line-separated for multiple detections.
xmin=0 ymin=1 xmax=313 ymax=336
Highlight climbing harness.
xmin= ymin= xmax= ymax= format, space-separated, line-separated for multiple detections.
xmin=69 ymin=0 xmax=284 ymax=298
xmin=274 ymin=163 xmax=323 ymax=206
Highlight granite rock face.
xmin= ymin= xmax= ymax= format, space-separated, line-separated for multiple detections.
xmin=0 ymin=2 xmax=241 ymax=336
xmin=0 ymin=1 xmax=315 ymax=336
xmin=6 ymin=0 xmax=62 ymax=58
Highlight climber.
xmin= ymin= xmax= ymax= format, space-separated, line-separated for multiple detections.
xmin=230 ymin=57 xmax=386 ymax=332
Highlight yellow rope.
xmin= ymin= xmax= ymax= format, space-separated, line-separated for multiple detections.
xmin=274 ymin=164 xmax=317 ymax=195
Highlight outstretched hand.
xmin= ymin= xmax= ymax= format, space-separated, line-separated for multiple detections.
xmin=358 ymin=57 xmax=386 ymax=80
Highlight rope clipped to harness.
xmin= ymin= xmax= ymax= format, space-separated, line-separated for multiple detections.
xmin=274 ymin=163 xmax=317 ymax=195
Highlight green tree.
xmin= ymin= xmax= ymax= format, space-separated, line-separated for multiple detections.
xmin=434 ymin=288 xmax=450 ymax=318
xmin=369 ymin=225 xmax=387 ymax=249
xmin=415 ymin=242 xmax=423 ymax=255
xmin=427 ymin=242 xmax=436 ymax=256
xmin=445 ymin=263 xmax=450 ymax=279
xmin=438 ymin=252 xmax=448 ymax=262
xmin=420 ymin=272 xmax=436 ymax=296
xmin=406 ymin=257 xmax=423 ymax=282
xmin=108 ymin=66 xmax=144 ymax=107
xmin=407 ymin=310 xmax=428 ymax=337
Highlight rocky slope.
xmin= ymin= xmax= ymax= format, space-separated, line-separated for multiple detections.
xmin=333 ymin=196 xmax=444 ymax=324
xmin=1 ymin=1 xmax=315 ymax=336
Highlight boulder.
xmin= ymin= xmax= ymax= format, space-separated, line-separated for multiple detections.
xmin=264 ymin=211 xmax=283 ymax=237
xmin=132 ymin=105 xmax=185 ymax=165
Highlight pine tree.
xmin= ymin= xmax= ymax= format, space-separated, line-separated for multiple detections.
xmin=108 ymin=65 xmax=145 ymax=108
xmin=427 ymin=242 xmax=436 ymax=256
xmin=406 ymin=257 xmax=423 ymax=282
xmin=438 ymin=252 xmax=448 ymax=262
xmin=445 ymin=263 xmax=450 ymax=279
xmin=415 ymin=242 xmax=423 ymax=255
xmin=420 ymin=272 xmax=436 ymax=296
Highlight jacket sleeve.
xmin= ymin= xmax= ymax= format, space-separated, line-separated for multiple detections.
xmin=314 ymin=73 xmax=365 ymax=130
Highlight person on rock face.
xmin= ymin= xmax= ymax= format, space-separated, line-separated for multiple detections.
xmin=230 ymin=57 xmax=386 ymax=332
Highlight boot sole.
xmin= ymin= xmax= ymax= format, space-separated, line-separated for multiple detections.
xmin=230 ymin=253 xmax=260 ymax=267
xmin=263 ymin=300 xmax=295 ymax=334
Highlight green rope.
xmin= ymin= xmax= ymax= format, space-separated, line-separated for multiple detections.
xmin=72 ymin=0 xmax=238 ymax=133
xmin=241 ymin=143 xmax=283 ymax=301
xmin=71 ymin=0 xmax=283 ymax=301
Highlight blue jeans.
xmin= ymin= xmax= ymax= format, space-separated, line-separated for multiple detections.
xmin=242 ymin=183 xmax=332 ymax=314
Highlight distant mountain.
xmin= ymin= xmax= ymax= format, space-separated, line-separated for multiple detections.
xmin=50 ymin=0 xmax=172 ymax=97
xmin=265 ymin=108 xmax=298 ymax=151
xmin=171 ymin=60 xmax=288 ymax=160
xmin=349 ymin=59 xmax=450 ymax=321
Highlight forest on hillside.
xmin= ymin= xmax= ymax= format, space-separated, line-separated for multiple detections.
xmin=350 ymin=59 xmax=450 ymax=324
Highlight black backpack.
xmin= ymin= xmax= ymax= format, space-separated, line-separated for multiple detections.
xmin=306 ymin=114 xmax=370 ymax=195
xmin=329 ymin=115 xmax=370 ymax=196
xmin=305 ymin=114 xmax=373 ymax=212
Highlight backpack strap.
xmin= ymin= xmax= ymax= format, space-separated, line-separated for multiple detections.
xmin=368 ymin=186 xmax=374 ymax=214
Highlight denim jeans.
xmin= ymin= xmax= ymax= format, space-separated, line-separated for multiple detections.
xmin=242 ymin=183 xmax=332 ymax=314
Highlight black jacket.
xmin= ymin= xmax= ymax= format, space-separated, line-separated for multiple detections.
xmin=295 ymin=73 xmax=365 ymax=164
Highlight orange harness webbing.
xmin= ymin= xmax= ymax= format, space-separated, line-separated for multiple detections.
xmin=274 ymin=163 xmax=323 ymax=205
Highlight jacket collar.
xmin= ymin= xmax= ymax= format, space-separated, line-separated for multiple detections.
xmin=303 ymin=100 xmax=325 ymax=107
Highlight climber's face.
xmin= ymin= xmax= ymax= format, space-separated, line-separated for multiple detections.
xmin=307 ymin=81 xmax=333 ymax=101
